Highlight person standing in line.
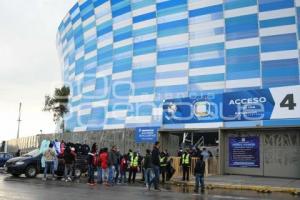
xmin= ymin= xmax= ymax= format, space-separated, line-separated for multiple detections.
xmin=100 ymin=148 xmax=109 ymax=186
xmin=97 ymin=148 xmax=103 ymax=184
xmin=143 ymin=149 xmax=153 ymax=190
xmin=62 ymin=145 xmax=76 ymax=182
xmin=114 ymin=147 xmax=121 ymax=184
xmin=151 ymin=141 xmax=161 ymax=190
xmin=43 ymin=143 xmax=56 ymax=181
xmin=160 ymin=151 xmax=168 ymax=184
xmin=119 ymin=154 xmax=127 ymax=183
xmin=128 ymin=152 xmax=139 ymax=184
xmin=194 ymin=155 xmax=205 ymax=193
xmin=181 ymin=149 xmax=191 ymax=181
xmin=127 ymin=149 xmax=133 ymax=166
xmin=87 ymin=143 xmax=97 ymax=186
xmin=108 ymin=145 xmax=118 ymax=185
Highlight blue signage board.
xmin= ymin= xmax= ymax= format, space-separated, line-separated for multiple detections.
xmin=229 ymin=137 xmax=260 ymax=168
xmin=223 ymin=89 xmax=274 ymax=121
xmin=162 ymin=85 xmax=300 ymax=125
xmin=163 ymin=94 xmax=223 ymax=124
xmin=135 ymin=127 xmax=159 ymax=143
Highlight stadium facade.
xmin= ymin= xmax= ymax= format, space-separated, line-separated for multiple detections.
xmin=57 ymin=0 xmax=300 ymax=178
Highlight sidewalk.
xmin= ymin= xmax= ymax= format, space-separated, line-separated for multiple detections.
xmin=170 ymin=175 xmax=300 ymax=195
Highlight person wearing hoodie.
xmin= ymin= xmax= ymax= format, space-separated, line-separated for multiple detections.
xmin=99 ymin=147 xmax=109 ymax=185
xmin=62 ymin=145 xmax=76 ymax=182
xmin=87 ymin=143 xmax=97 ymax=185
xmin=119 ymin=154 xmax=128 ymax=183
xmin=97 ymin=148 xmax=103 ymax=184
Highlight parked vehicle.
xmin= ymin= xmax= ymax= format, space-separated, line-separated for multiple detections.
xmin=5 ymin=149 xmax=88 ymax=178
xmin=0 ymin=152 xmax=13 ymax=168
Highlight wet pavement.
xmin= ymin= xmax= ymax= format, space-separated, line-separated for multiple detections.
xmin=0 ymin=174 xmax=299 ymax=200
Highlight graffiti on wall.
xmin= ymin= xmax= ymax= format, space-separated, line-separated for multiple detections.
xmin=264 ymin=132 xmax=300 ymax=166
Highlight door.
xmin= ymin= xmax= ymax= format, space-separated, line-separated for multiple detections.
xmin=263 ymin=130 xmax=300 ymax=178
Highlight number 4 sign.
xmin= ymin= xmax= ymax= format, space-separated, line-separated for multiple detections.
xmin=270 ymin=85 xmax=300 ymax=119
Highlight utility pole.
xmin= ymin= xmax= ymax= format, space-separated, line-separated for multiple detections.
xmin=17 ymin=102 xmax=22 ymax=139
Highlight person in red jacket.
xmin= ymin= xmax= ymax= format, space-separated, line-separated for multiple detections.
xmin=99 ymin=147 xmax=109 ymax=185
xmin=119 ymin=155 xmax=128 ymax=183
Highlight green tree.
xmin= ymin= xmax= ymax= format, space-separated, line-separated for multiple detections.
xmin=43 ymin=86 xmax=70 ymax=133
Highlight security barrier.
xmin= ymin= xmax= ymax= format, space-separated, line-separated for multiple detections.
xmin=170 ymin=156 xmax=219 ymax=178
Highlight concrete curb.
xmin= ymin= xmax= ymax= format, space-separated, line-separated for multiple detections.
xmin=169 ymin=180 xmax=300 ymax=195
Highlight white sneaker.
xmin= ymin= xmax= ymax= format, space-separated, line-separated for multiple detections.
xmin=67 ymin=177 xmax=72 ymax=182
xmin=61 ymin=178 xmax=66 ymax=182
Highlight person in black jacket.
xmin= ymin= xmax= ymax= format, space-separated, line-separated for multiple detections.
xmin=151 ymin=141 xmax=161 ymax=190
xmin=63 ymin=145 xmax=76 ymax=182
xmin=87 ymin=143 xmax=97 ymax=185
xmin=143 ymin=149 xmax=153 ymax=190
xmin=160 ymin=151 xmax=168 ymax=183
xmin=194 ymin=155 xmax=205 ymax=193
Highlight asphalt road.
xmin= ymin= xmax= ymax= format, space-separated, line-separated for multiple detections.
xmin=0 ymin=174 xmax=298 ymax=200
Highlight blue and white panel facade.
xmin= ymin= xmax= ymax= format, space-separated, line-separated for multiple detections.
xmin=57 ymin=0 xmax=300 ymax=132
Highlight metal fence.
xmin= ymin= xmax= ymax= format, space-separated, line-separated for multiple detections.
xmin=6 ymin=130 xmax=179 ymax=156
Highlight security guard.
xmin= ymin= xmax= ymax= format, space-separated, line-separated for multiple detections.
xmin=160 ymin=152 xmax=168 ymax=183
xmin=128 ymin=152 xmax=138 ymax=183
xmin=181 ymin=149 xmax=191 ymax=181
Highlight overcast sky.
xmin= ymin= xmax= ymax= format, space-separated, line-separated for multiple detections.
xmin=0 ymin=0 xmax=77 ymax=141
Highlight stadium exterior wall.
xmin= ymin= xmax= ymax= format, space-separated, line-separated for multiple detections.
xmin=57 ymin=0 xmax=300 ymax=132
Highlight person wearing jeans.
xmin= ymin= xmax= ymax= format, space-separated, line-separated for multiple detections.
xmin=44 ymin=160 xmax=55 ymax=180
xmin=108 ymin=146 xmax=119 ymax=185
xmin=143 ymin=149 xmax=153 ymax=190
xmin=108 ymin=165 xmax=115 ymax=185
xmin=99 ymin=148 xmax=109 ymax=185
xmin=151 ymin=142 xmax=161 ymax=190
xmin=87 ymin=143 xmax=97 ymax=185
xmin=97 ymin=167 xmax=103 ymax=184
xmin=194 ymin=156 xmax=206 ymax=193
xmin=63 ymin=146 xmax=76 ymax=182
xmin=119 ymin=155 xmax=127 ymax=183
xmin=43 ymin=143 xmax=56 ymax=181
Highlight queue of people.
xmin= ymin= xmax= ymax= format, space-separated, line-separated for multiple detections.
xmin=41 ymin=140 xmax=90 ymax=182
xmin=41 ymin=140 xmax=206 ymax=193
xmin=85 ymin=142 xmax=164 ymax=191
